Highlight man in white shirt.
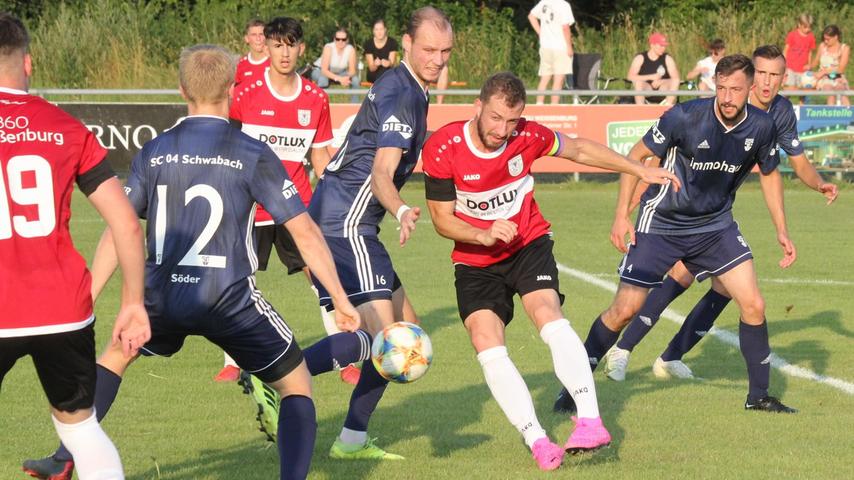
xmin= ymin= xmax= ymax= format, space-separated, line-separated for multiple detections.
xmin=528 ymin=0 xmax=575 ymax=104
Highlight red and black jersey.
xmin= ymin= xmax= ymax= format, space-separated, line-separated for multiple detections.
xmin=423 ymin=118 xmax=560 ymax=267
xmin=234 ymin=54 xmax=270 ymax=88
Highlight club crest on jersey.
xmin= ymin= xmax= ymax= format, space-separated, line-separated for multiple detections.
xmin=298 ymin=109 xmax=311 ymax=127
xmin=744 ymin=138 xmax=754 ymax=151
xmin=507 ymin=154 xmax=523 ymax=176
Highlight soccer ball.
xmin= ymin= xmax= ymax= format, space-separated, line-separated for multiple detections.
xmin=801 ymin=71 xmax=815 ymax=89
xmin=371 ymin=322 xmax=433 ymax=383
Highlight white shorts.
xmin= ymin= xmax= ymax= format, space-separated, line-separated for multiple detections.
xmin=785 ymin=69 xmax=811 ymax=88
xmin=538 ymin=48 xmax=573 ymax=76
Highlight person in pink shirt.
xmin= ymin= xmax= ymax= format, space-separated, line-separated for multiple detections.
xmin=783 ymin=14 xmax=817 ymax=90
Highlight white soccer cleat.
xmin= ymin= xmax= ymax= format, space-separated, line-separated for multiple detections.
xmin=603 ymin=346 xmax=631 ymax=381
xmin=652 ymin=357 xmax=694 ymax=379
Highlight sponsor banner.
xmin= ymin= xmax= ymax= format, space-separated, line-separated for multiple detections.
xmin=793 ymin=105 xmax=853 ymax=169
xmin=60 ymin=103 xmax=669 ymax=173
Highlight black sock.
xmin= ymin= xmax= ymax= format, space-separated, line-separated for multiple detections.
xmin=739 ymin=320 xmax=771 ymax=401
xmin=661 ymin=289 xmax=730 ymax=361
xmin=583 ymin=316 xmax=621 ymax=371
xmin=54 ymin=364 xmax=122 ymax=461
xmin=343 ymin=358 xmax=388 ymax=432
xmin=278 ymin=395 xmax=316 ymax=480
xmin=302 ymin=330 xmax=371 ymax=376
xmin=617 ymin=276 xmax=688 ymax=351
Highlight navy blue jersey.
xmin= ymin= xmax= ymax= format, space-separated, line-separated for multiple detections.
xmin=125 ymin=116 xmax=306 ymax=319
xmin=638 ymin=98 xmax=778 ymax=235
xmin=766 ymin=94 xmax=805 ymax=157
xmin=309 ymin=62 xmax=429 ymax=237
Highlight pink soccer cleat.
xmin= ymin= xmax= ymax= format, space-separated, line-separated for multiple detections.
xmin=531 ymin=437 xmax=565 ymax=471
xmin=565 ymin=416 xmax=611 ymax=454
xmin=339 ymin=364 xmax=361 ymax=385
xmin=214 ymin=364 xmax=241 ymax=383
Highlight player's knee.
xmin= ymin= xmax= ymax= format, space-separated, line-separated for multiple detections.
xmin=739 ymin=295 xmax=766 ymax=322
xmin=606 ymin=302 xmax=638 ymax=326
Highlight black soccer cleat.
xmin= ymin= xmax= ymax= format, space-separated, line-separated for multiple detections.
xmin=553 ymin=387 xmax=577 ymax=414
xmin=744 ymin=395 xmax=798 ymax=414
xmin=22 ymin=455 xmax=74 ymax=480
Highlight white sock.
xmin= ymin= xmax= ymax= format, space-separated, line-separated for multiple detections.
xmin=311 ymin=284 xmax=341 ymax=335
xmin=223 ymin=352 xmax=238 ymax=368
xmin=477 ymin=346 xmax=546 ymax=449
xmin=540 ymin=319 xmax=601 ymax=418
xmin=52 ymin=411 xmax=124 ymax=480
xmin=338 ymin=427 xmax=367 ymax=446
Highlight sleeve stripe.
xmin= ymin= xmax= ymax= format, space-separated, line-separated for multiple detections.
xmin=547 ymin=131 xmax=561 ymax=156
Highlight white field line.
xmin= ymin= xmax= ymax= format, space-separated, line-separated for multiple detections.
xmin=582 ymin=271 xmax=854 ymax=287
xmin=556 ymin=262 xmax=854 ymax=396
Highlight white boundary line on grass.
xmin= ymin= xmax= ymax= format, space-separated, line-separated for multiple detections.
xmin=582 ymin=271 xmax=854 ymax=287
xmin=556 ymin=262 xmax=854 ymax=396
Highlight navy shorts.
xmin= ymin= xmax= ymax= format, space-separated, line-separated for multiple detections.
xmin=454 ymin=235 xmax=565 ymax=325
xmin=0 ymin=322 xmax=96 ymax=412
xmin=618 ymin=222 xmax=753 ymax=288
xmin=141 ymin=277 xmax=303 ymax=384
xmin=313 ymin=235 xmax=402 ymax=310
xmin=255 ymin=224 xmax=306 ymax=274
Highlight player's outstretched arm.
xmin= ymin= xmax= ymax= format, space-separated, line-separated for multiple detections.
xmin=285 ymin=213 xmax=361 ymax=332
xmin=309 ymin=146 xmax=332 ymax=180
xmin=759 ymin=169 xmax=797 ymax=268
xmin=370 ymin=146 xmax=420 ymax=246
xmin=87 ymin=177 xmax=150 ymax=357
xmin=426 ymin=199 xmax=517 ymax=247
xmin=788 ymin=153 xmax=839 ymax=204
xmin=90 ymin=227 xmax=119 ymax=301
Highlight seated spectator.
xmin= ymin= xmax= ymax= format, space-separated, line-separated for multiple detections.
xmin=627 ymin=32 xmax=680 ymax=105
xmin=311 ymin=28 xmax=360 ymax=102
xmin=784 ymin=14 xmax=817 ymax=90
xmin=812 ymin=25 xmax=850 ymax=105
xmin=363 ymin=19 xmax=398 ymax=83
xmin=686 ymin=38 xmax=725 ymax=91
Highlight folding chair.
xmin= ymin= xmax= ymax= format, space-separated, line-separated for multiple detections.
xmin=571 ymin=53 xmax=619 ymax=104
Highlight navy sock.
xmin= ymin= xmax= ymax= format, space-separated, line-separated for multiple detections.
xmin=617 ymin=276 xmax=688 ymax=351
xmin=54 ymin=364 xmax=122 ymax=461
xmin=739 ymin=320 xmax=771 ymax=401
xmin=583 ymin=316 xmax=621 ymax=371
xmin=278 ymin=395 xmax=316 ymax=480
xmin=661 ymin=289 xmax=731 ymax=361
xmin=343 ymin=358 xmax=388 ymax=432
xmin=303 ymin=330 xmax=372 ymax=376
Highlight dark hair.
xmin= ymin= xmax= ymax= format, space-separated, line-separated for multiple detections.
xmin=264 ymin=17 xmax=303 ymax=45
xmin=0 ymin=12 xmax=29 ymax=57
xmin=245 ymin=18 xmax=265 ymax=34
xmin=823 ymin=24 xmax=842 ymax=40
xmin=334 ymin=27 xmax=349 ymax=40
xmin=709 ymin=38 xmax=725 ymax=52
xmin=479 ymin=71 xmax=526 ymax=108
xmin=715 ymin=54 xmax=754 ymax=80
xmin=752 ymin=44 xmax=785 ymax=63
xmin=373 ymin=19 xmax=386 ymax=29
xmin=405 ymin=6 xmax=451 ymax=39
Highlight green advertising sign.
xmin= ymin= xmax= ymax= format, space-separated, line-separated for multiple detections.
xmin=607 ymin=120 xmax=657 ymax=155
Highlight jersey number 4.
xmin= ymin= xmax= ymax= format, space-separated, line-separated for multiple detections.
xmin=0 ymin=155 xmax=55 ymax=240
xmin=154 ymin=184 xmax=227 ymax=268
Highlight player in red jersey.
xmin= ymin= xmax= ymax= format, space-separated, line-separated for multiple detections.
xmin=235 ymin=18 xmax=270 ymax=89
xmin=423 ymin=72 xmax=679 ymax=471
xmin=0 ymin=12 xmax=149 ymax=480
xmin=228 ymin=17 xmax=360 ymax=387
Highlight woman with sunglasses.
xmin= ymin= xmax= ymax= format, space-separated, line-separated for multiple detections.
xmin=312 ymin=28 xmax=360 ymax=102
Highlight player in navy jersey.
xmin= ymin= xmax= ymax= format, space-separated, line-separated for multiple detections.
xmin=594 ymin=45 xmax=840 ymax=384
xmin=24 ymin=44 xmax=360 ymax=480
xmin=423 ymin=72 xmax=679 ymax=470
xmin=292 ymin=7 xmax=454 ymax=460
xmin=553 ymin=54 xmax=799 ymax=414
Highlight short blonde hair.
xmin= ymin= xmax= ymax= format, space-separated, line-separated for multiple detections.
xmin=797 ymin=14 xmax=814 ymax=28
xmin=178 ymin=44 xmax=235 ymax=105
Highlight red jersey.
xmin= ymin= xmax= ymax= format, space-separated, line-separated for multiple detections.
xmin=229 ymin=72 xmax=333 ymax=225
xmin=422 ymin=118 xmax=560 ymax=267
xmin=785 ymin=30 xmax=816 ymax=72
xmin=235 ymin=54 xmax=270 ymax=88
xmin=0 ymin=88 xmax=107 ymax=336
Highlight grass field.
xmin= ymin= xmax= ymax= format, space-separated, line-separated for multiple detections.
xmin=2 ymin=180 xmax=853 ymax=479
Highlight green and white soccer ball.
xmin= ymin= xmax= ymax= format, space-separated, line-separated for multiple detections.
xmin=371 ymin=322 xmax=433 ymax=383
xmin=801 ymin=71 xmax=816 ymax=89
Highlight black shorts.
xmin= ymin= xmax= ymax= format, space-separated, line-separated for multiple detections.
xmin=255 ymin=224 xmax=306 ymax=274
xmin=454 ymin=235 xmax=565 ymax=325
xmin=0 ymin=322 xmax=96 ymax=412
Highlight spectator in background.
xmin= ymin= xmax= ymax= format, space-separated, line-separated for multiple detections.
xmin=528 ymin=0 xmax=575 ymax=105
xmin=363 ymin=19 xmax=398 ymax=84
xmin=311 ymin=28 xmax=360 ymax=102
xmin=627 ymin=32 xmax=680 ymax=105
xmin=783 ymin=14 xmax=816 ymax=90
xmin=234 ymin=18 xmax=269 ymax=89
xmin=812 ymin=25 xmax=850 ymax=106
xmin=686 ymin=38 xmax=725 ymax=91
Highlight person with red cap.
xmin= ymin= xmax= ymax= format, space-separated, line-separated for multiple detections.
xmin=627 ymin=32 xmax=680 ymax=105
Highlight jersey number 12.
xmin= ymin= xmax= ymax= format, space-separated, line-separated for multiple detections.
xmin=154 ymin=184 xmax=226 ymax=268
